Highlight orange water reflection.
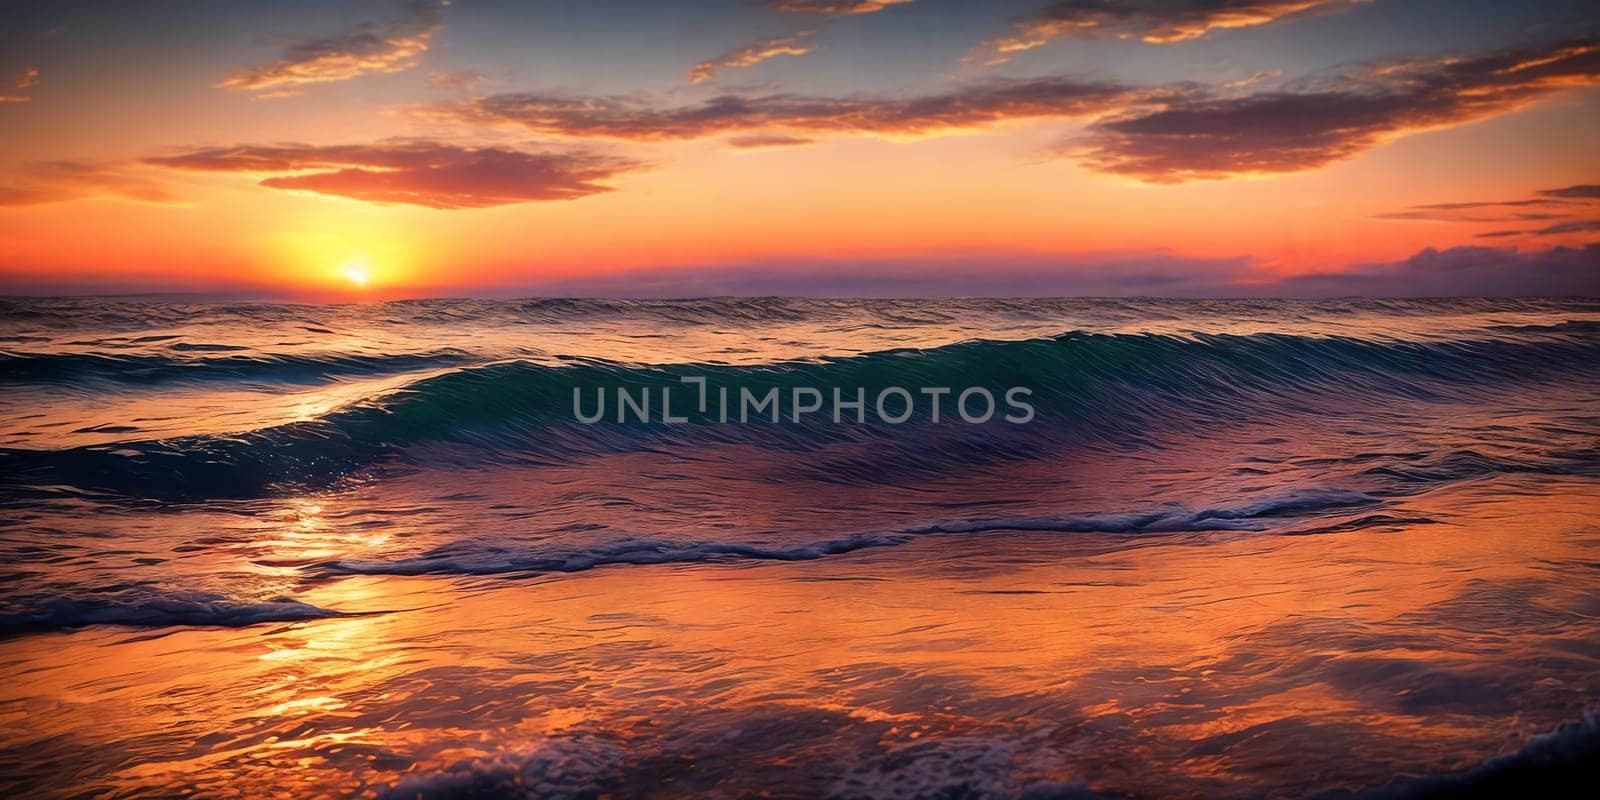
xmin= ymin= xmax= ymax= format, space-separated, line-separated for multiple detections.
xmin=2 ymin=478 xmax=1595 ymax=798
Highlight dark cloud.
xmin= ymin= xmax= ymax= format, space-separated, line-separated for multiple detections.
xmin=1404 ymin=199 xmax=1560 ymax=212
xmin=767 ymin=0 xmax=912 ymax=14
xmin=688 ymin=31 xmax=815 ymax=83
xmin=429 ymin=37 xmax=1595 ymax=183
xmin=1074 ymin=37 xmax=1600 ymax=182
xmin=1276 ymin=244 xmax=1600 ymax=297
xmin=145 ymin=141 xmax=642 ymax=209
xmin=969 ymin=1 xmax=1361 ymax=65
xmin=1380 ymin=209 xmax=1567 ymax=223
xmin=1538 ymin=219 xmax=1600 ymax=234
xmin=0 ymin=161 xmax=178 ymax=206
xmin=1478 ymin=219 xmax=1600 ymax=238
xmin=431 ymin=77 xmax=1149 ymax=140
xmin=218 ymin=0 xmax=444 ymax=93
xmin=1541 ymin=184 xmax=1600 ymax=199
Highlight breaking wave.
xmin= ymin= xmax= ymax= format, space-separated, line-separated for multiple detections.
xmin=4 ymin=329 xmax=1598 ymax=501
xmin=318 ymin=489 xmax=1408 ymax=579
xmin=0 ymin=590 xmax=347 ymax=637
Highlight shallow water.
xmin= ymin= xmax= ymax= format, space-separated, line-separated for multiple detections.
xmin=1 ymin=297 xmax=1598 ymax=798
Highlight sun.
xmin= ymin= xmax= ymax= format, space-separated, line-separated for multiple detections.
xmin=339 ymin=260 xmax=371 ymax=288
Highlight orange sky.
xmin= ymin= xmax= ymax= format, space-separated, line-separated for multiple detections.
xmin=1 ymin=1 xmax=1597 ymax=298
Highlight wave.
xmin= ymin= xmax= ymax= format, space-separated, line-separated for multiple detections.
xmin=318 ymin=489 xmax=1408 ymax=579
xmin=0 ymin=591 xmax=347 ymax=637
xmin=1341 ymin=713 xmax=1600 ymax=799
xmin=832 ymin=736 xmax=1032 ymax=800
xmin=0 ymin=348 xmax=478 ymax=386
xmin=3 ymin=330 xmax=1597 ymax=500
xmin=370 ymin=713 xmax=1600 ymax=800
xmin=377 ymin=735 xmax=628 ymax=800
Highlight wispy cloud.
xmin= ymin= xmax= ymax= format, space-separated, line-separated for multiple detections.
xmin=686 ymin=0 xmax=911 ymax=85
xmin=0 ymin=161 xmax=179 ymax=206
xmin=1474 ymin=215 xmax=1600 ymax=239
xmin=1 ymin=67 xmax=40 ymax=103
xmin=1381 ymin=207 xmax=1568 ymax=223
xmin=727 ymin=133 xmax=816 ymax=149
xmin=688 ymin=0 xmax=915 ymax=84
xmin=1073 ymin=37 xmax=1600 ymax=182
xmin=1223 ymin=69 xmax=1283 ymax=89
xmin=968 ymin=1 xmax=1361 ymax=65
xmin=144 ymin=140 xmax=642 ymax=209
xmin=426 ymin=70 xmax=486 ymax=92
xmin=429 ymin=77 xmax=1150 ymax=140
xmin=218 ymin=0 xmax=445 ymax=94
xmin=1379 ymin=183 xmax=1600 ymax=240
xmin=766 ymin=0 xmax=913 ymax=14
xmin=688 ymin=31 xmax=816 ymax=83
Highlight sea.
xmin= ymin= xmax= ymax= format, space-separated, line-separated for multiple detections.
xmin=1 ymin=296 xmax=1597 ymax=798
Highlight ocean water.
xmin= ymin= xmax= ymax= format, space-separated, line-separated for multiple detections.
xmin=1 ymin=296 xmax=1598 ymax=798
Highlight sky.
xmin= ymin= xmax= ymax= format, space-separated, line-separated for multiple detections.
xmin=0 ymin=0 xmax=1597 ymax=299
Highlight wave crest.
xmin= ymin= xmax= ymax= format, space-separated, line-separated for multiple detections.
xmin=4 ymin=330 xmax=1597 ymax=501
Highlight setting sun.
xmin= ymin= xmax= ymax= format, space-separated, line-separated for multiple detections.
xmin=339 ymin=262 xmax=370 ymax=288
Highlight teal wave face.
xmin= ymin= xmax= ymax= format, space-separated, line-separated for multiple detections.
xmin=4 ymin=325 xmax=1598 ymax=502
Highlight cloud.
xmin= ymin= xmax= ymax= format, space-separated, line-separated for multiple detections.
xmin=687 ymin=0 xmax=912 ymax=85
xmin=1477 ymin=219 xmax=1600 ymax=238
xmin=1223 ymin=69 xmax=1283 ymax=89
xmin=1 ymin=67 xmax=40 ymax=102
xmin=727 ymin=133 xmax=816 ymax=148
xmin=1541 ymin=184 xmax=1600 ymax=199
xmin=1398 ymin=198 xmax=1563 ymax=213
xmin=767 ymin=0 xmax=913 ymax=14
xmin=1536 ymin=219 xmax=1600 ymax=234
xmin=431 ymin=77 xmax=1148 ymax=140
xmin=145 ymin=141 xmax=642 ymax=209
xmin=1380 ymin=183 xmax=1600 ymax=235
xmin=1276 ymin=244 xmax=1600 ymax=297
xmin=688 ymin=0 xmax=912 ymax=85
xmin=428 ymin=36 xmax=1595 ymax=183
xmin=969 ymin=1 xmax=1361 ymax=65
xmin=1381 ymin=208 xmax=1567 ymax=223
xmin=688 ymin=31 xmax=815 ymax=83
xmin=1073 ymin=36 xmax=1600 ymax=182
xmin=0 ymin=161 xmax=179 ymax=206
xmin=427 ymin=70 xmax=486 ymax=92
xmin=218 ymin=0 xmax=444 ymax=93
xmin=478 ymin=243 xmax=1599 ymax=298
